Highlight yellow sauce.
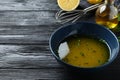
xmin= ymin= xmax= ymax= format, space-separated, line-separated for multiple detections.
xmin=61 ymin=35 xmax=110 ymax=68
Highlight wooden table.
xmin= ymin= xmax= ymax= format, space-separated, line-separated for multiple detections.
xmin=0 ymin=0 xmax=120 ymax=80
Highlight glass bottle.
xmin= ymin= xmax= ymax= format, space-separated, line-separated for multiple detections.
xmin=95 ymin=0 xmax=118 ymax=29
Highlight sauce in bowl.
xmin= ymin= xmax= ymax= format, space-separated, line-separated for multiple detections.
xmin=58 ymin=34 xmax=110 ymax=68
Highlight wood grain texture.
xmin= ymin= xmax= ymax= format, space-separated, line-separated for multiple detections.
xmin=0 ymin=11 xmax=58 ymax=26
xmin=0 ymin=68 xmax=120 ymax=80
xmin=0 ymin=69 xmax=65 ymax=80
xmin=0 ymin=44 xmax=63 ymax=69
xmin=0 ymin=0 xmax=59 ymax=11
xmin=0 ymin=25 xmax=59 ymax=44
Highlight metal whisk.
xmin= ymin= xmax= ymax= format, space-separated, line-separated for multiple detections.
xmin=55 ymin=3 xmax=101 ymax=24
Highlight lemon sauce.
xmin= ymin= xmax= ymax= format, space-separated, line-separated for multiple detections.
xmin=58 ymin=35 xmax=110 ymax=68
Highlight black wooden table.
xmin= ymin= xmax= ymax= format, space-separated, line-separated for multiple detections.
xmin=0 ymin=0 xmax=120 ymax=80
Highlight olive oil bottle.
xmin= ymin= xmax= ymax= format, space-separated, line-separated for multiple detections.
xmin=95 ymin=0 xmax=118 ymax=29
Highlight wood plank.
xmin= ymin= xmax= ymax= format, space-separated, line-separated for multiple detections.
xmin=0 ymin=69 xmax=64 ymax=80
xmin=0 ymin=34 xmax=50 ymax=44
xmin=0 ymin=44 xmax=62 ymax=68
xmin=0 ymin=11 xmax=59 ymax=26
xmin=0 ymin=0 xmax=59 ymax=11
xmin=0 ymin=68 xmax=120 ymax=80
xmin=0 ymin=25 xmax=59 ymax=44
xmin=0 ymin=25 xmax=57 ymax=35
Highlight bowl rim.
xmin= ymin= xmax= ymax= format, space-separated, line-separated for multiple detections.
xmin=49 ymin=21 xmax=120 ymax=69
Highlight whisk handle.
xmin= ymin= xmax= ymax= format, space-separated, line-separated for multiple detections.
xmin=84 ymin=3 xmax=101 ymax=13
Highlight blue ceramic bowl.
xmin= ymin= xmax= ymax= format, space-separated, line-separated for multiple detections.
xmin=49 ymin=22 xmax=119 ymax=71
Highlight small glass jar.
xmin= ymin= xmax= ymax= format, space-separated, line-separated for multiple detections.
xmin=95 ymin=0 xmax=119 ymax=29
